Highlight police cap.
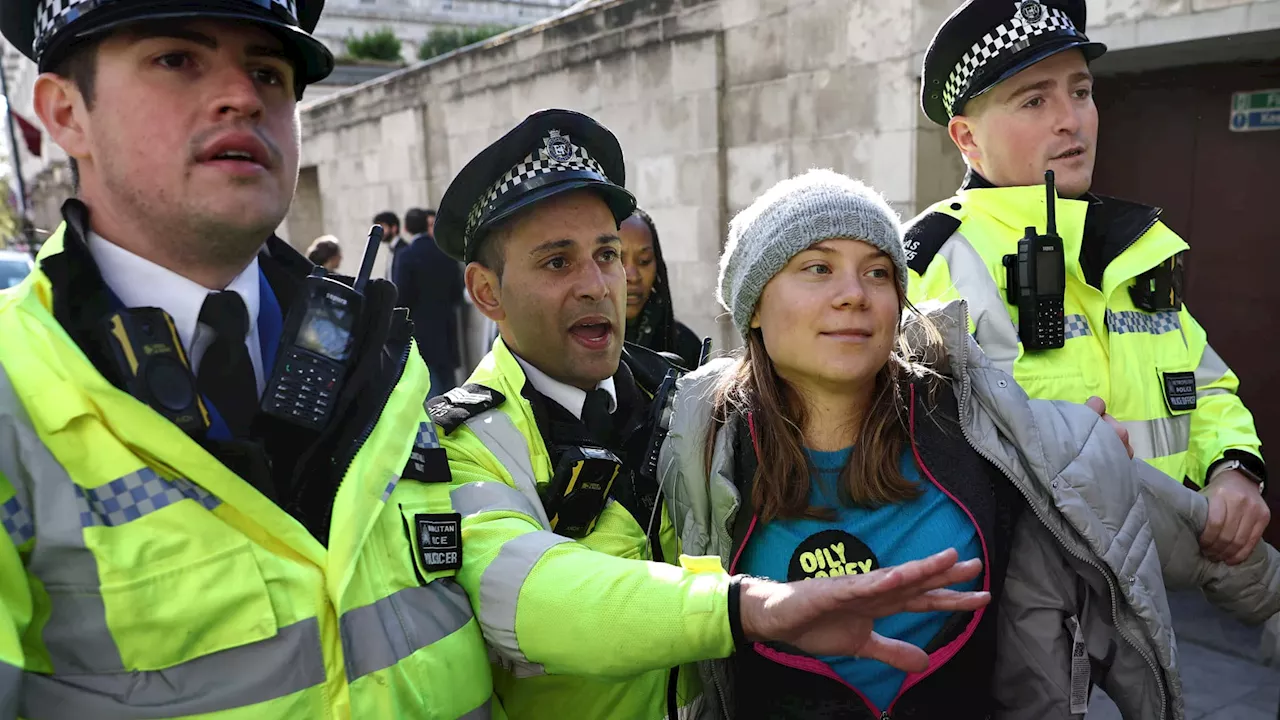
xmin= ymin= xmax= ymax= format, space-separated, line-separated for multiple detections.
xmin=1 ymin=0 xmax=334 ymax=87
xmin=921 ymin=0 xmax=1105 ymax=126
xmin=435 ymin=109 xmax=636 ymax=264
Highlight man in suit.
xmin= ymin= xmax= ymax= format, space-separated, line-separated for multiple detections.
xmin=395 ymin=206 xmax=464 ymax=396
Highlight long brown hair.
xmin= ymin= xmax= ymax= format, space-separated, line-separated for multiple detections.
xmin=710 ymin=286 xmax=942 ymax=522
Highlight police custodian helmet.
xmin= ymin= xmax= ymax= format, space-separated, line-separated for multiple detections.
xmin=435 ymin=108 xmax=637 ymax=263
xmin=921 ymin=0 xmax=1106 ymax=125
xmin=0 ymin=0 xmax=335 ymax=87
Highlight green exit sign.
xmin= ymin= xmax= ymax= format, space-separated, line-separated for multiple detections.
xmin=1231 ymin=89 xmax=1280 ymax=132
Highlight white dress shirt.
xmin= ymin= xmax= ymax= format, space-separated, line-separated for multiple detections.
xmin=513 ymin=355 xmax=617 ymax=420
xmin=88 ymin=232 xmax=266 ymax=396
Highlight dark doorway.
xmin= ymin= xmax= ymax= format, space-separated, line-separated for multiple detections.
xmin=1093 ymin=59 xmax=1280 ymax=544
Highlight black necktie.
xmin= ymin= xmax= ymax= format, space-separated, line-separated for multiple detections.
xmin=581 ymin=388 xmax=613 ymax=446
xmin=197 ymin=291 xmax=258 ymax=438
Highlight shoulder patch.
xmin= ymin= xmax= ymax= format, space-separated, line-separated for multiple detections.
xmin=903 ymin=211 xmax=962 ymax=275
xmin=425 ymin=383 xmax=506 ymax=435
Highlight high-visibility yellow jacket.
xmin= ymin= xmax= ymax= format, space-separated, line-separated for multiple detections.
xmin=0 ymin=224 xmax=499 ymax=719
xmin=905 ymin=183 xmax=1263 ymax=485
xmin=431 ymin=339 xmax=732 ymax=719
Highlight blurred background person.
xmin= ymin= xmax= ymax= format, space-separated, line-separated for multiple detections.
xmin=306 ymin=235 xmax=342 ymax=271
xmin=372 ymin=210 xmax=408 ymax=280
xmin=619 ymin=209 xmax=703 ymax=368
xmin=396 ymin=207 xmax=464 ymax=397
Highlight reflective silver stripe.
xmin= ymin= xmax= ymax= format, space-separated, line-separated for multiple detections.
xmin=1106 ymin=309 xmax=1181 ymax=335
xmin=340 ymin=581 xmax=474 ymax=682
xmin=75 ymin=467 xmax=220 ymax=528
xmin=1064 ymin=314 xmax=1091 ymax=340
xmin=1120 ymin=415 xmax=1192 ymax=460
xmin=0 ymin=368 xmax=124 ymax=674
xmin=1 ymin=660 xmax=19 ymax=720
xmin=464 ymin=411 xmax=551 ymax=530
xmin=460 ymin=696 xmax=495 ymax=719
xmin=451 ymin=481 xmax=544 ymax=520
xmin=0 ymin=495 xmax=33 ymax=546
xmin=937 ymin=232 xmax=1019 ymax=375
xmin=1195 ymin=345 xmax=1232 ymax=394
xmin=478 ymin=531 xmax=571 ymax=675
xmin=19 ymin=618 xmax=326 ymax=720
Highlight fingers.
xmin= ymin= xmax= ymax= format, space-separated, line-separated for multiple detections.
xmin=1105 ymin=415 xmax=1133 ymax=459
xmin=848 ymin=555 xmax=984 ymax=616
xmin=1200 ymin=492 xmax=1228 ymax=561
xmin=884 ymin=557 xmax=983 ymax=597
xmin=900 ymin=588 xmax=991 ymax=614
xmin=854 ymin=548 xmax=961 ymax=596
xmin=858 ymin=633 xmax=930 ymax=673
xmin=1086 ymin=396 xmax=1132 ymax=459
xmin=1225 ymin=496 xmax=1271 ymax=566
xmin=1086 ymin=396 xmax=1106 ymax=415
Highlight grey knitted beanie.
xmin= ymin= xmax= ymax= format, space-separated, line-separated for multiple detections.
xmin=717 ymin=169 xmax=906 ymax=339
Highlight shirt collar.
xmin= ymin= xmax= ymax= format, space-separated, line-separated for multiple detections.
xmin=87 ymin=231 xmax=261 ymax=351
xmin=512 ymin=353 xmax=617 ymax=420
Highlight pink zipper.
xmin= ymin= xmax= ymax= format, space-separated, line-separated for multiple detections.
xmin=736 ymin=392 xmax=993 ymax=718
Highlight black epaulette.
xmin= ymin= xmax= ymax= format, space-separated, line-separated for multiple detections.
xmin=903 ymin=210 xmax=962 ymax=275
xmin=426 ymin=383 xmax=506 ymax=435
xmin=622 ymin=342 xmax=683 ymax=397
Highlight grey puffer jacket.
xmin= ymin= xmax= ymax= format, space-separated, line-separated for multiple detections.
xmin=658 ymin=300 xmax=1280 ymax=720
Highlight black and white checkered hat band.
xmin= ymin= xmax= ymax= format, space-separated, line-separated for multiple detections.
xmin=942 ymin=5 xmax=1076 ymax=116
xmin=464 ymin=136 xmax=610 ymax=245
xmin=34 ymin=0 xmax=298 ymax=58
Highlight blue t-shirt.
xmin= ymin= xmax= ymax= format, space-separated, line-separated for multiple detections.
xmin=737 ymin=446 xmax=982 ymax=711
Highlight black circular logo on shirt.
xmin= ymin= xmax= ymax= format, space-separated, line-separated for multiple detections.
xmin=788 ymin=529 xmax=879 ymax=581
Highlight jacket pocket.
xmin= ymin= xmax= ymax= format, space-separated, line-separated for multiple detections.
xmin=1014 ymin=369 xmax=1101 ymax=406
xmin=98 ymin=543 xmax=277 ymax=671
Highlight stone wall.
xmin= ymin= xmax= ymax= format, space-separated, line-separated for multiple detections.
xmin=291 ymin=0 xmax=734 ymax=356
xmin=290 ymin=0 xmax=1280 ymax=363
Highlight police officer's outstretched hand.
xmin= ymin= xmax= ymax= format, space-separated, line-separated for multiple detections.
xmin=738 ymin=549 xmax=987 ymax=671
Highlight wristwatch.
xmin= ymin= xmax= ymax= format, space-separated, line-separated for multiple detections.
xmin=1208 ymin=459 xmax=1266 ymax=495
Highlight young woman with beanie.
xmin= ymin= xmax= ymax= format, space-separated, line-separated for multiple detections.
xmin=620 ymin=208 xmax=704 ymax=368
xmin=657 ymin=169 xmax=1280 ymax=719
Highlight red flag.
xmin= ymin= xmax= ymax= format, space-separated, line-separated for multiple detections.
xmin=12 ymin=111 xmax=40 ymax=158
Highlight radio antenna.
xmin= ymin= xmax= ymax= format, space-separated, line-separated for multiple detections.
xmin=1044 ymin=169 xmax=1057 ymax=236
xmin=354 ymin=225 xmax=383 ymax=294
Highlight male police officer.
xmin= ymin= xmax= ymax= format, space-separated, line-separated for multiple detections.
xmin=426 ymin=108 xmax=990 ymax=719
xmin=907 ymin=0 xmax=1268 ymax=566
xmin=0 ymin=1 xmax=496 ymax=717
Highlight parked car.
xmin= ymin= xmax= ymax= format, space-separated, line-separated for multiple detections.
xmin=0 ymin=250 xmax=34 ymax=289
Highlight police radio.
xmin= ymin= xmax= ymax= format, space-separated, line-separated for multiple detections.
xmin=1002 ymin=170 xmax=1066 ymax=350
xmin=261 ymin=225 xmax=382 ymax=430
xmin=99 ymin=308 xmax=211 ymax=435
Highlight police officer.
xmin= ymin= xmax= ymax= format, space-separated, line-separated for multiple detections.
xmin=0 ymin=1 xmax=496 ymax=717
xmin=427 ymin=108 xmax=990 ymax=719
xmin=908 ymin=0 xmax=1269 ymax=566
